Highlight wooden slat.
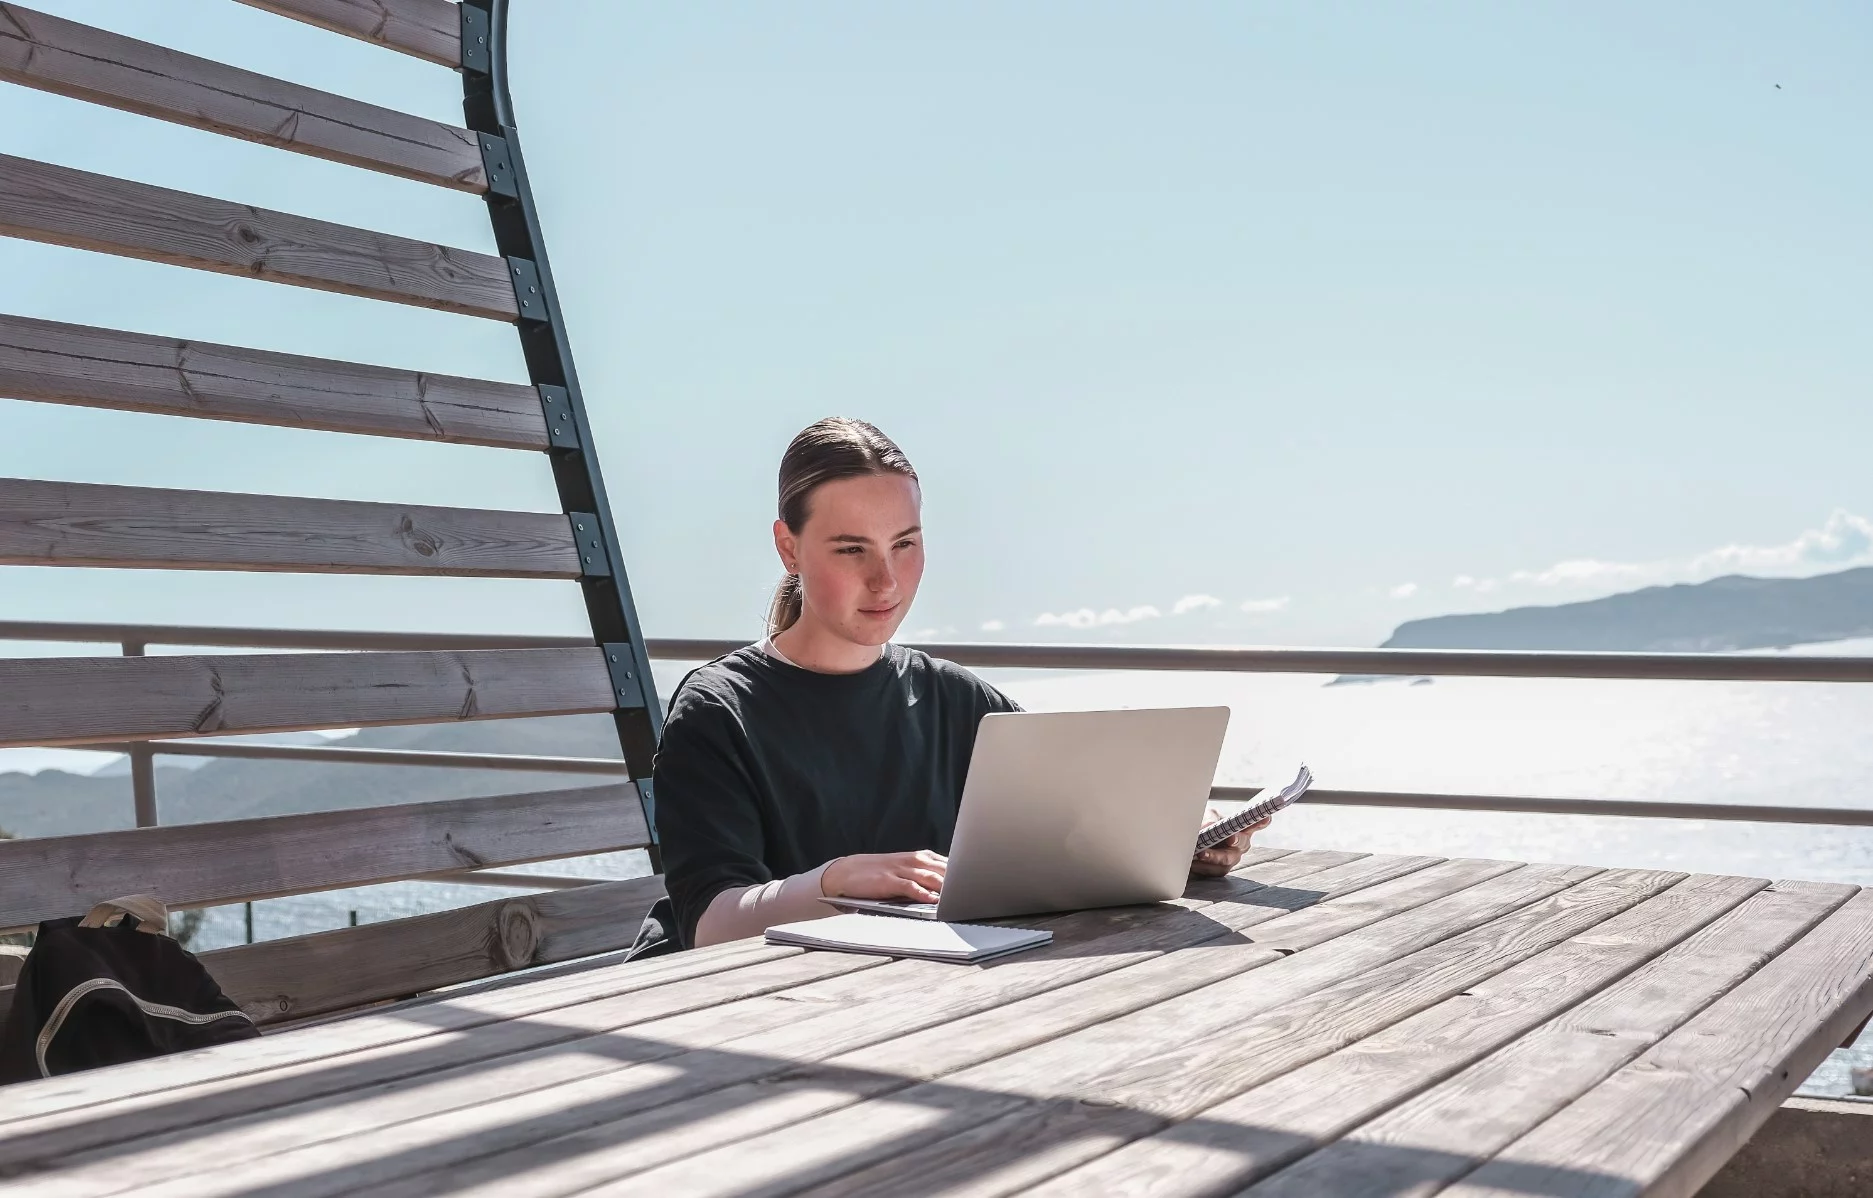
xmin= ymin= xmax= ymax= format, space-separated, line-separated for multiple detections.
xmin=0 ymin=314 xmax=549 ymax=448
xmin=180 ymin=861 xmax=1525 ymax=1198
xmin=0 ymin=478 xmax=581 ymax=577
xmin=1440 ymin=885 xmax=1873 ymax=1198
xmin=1232 ymin=879 xmax=1856 ymax=1198
xmin=0 ymin=154 xmax=517 ymax=320
xmin=686 ymin=868 xmax=1669 ymax=1198
xmin=0 ymin=5 xmax=485 ymax=190
xmin=0 ymin=854 xmax=1459 ymax=1189
xmin=0 ymin=783 xmax=648 ymax=930
xmin=206 ymin=875 xmax=665 ymax=1025
xmin=0 ymin=950 xmax=885 ymax=1184
xmin=0 ymin=645 xmax=613 ymax=749
xmin=0 ymin=938 xmax=797 ymax=1137
xmin=235 ymin=0 xmax=462 ymax=68
xmin=1026 ymin=873 xmax=1773 ymax=1198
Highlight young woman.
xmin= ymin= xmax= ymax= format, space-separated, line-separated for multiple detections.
xmin=650 ymin=417 xmax=1264 ymax=949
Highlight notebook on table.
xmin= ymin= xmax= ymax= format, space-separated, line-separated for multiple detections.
xmin=764 ymin=913 xmax=1052 ymax=963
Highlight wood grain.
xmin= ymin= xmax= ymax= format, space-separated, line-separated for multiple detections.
xmin=0 ymin=855 xmax=1462 ymax=1197
xmin=234 ymin=0 xmax=462 ymax=67
xmin=0 ymin=154 xmax=517 ymax=319
xmin=1440 ymin=884 xmax=1873 ymax=1198
xmin=0 ymin=478 xmax=581 ymax=577
xmin=1027 ymin=873 xmax=1770 ymax=1198
xmin=1238 ymin=879 xmax=1856 ymax=1198
xmin=736 ymin=867 xmax=1661 ymax=1198
xmin=0 ymin=950 xmax=894 ymax=1188
xmin=0 ymin=645 xmax=614 ymax=749
xmin=0 ymin=783 xmax=648 ymax=930
xmin=206 ymin=875 xmax=665 ymax=1025
xmin=0 ymin=937 xmax=801 ymax=1138
xmin=310 ymin=861 xmax=1526 ymax=1198
xmin=0 ymin=313 xmax=547 ymax=447
xmin=0 ymin=5 xmax=484 ymax=190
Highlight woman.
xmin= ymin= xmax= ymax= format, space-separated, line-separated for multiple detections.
xmin=651 ymin=417 xmax=1262 ymax=949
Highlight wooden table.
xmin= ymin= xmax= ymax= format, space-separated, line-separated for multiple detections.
xmin=3 ymin=847 xmax=1871 ymax=1197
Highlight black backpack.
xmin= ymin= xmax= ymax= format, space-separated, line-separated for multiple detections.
xmin=0 ymin=896 xmax=259 ymax=1084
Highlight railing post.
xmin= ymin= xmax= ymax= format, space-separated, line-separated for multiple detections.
xmin=120 ymin=641 xmax=158 ymax=828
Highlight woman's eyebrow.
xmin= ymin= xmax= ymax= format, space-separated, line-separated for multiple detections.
xmin=826 ymin=525 xmax=921 ymax=544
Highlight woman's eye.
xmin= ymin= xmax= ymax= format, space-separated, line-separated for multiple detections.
xmin=836 ymin=546 xmax=863 ymax=555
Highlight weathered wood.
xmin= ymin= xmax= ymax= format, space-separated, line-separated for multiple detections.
xmin=0 ymin=478 xmax=581 ymax=577
xmin=0 ymin=950 xmax=894 ymax=1188
xmin=0 ymin=855 xmax=1460 ymax=1196
xmin=1439 ymin=885 xmax=1873 ymax=1198
xmin=269 ymin=861 xmax=1524 ymax=1198
xmin=0 ymin=783 xmax=648 ymax=930
xmin=0 ymin=154 xmax=517 ymax=320
xmin=0 ymin=5 xmax=484 ymax=190
xmin=206 ymin=875 xmax=665 ymax=1025
xmin=0 ymin=314 xmax=547 ymax=447
xmin=0 ymin=937 xmax=800 ymax=1139
xmin=234 ymin=0 xmax=462 ymax=67
xmin=0 ymin=645 xmax=612 ymax=749
xmin=716 ymin=868 xmax=1666 ymax=1198
xmin=1026 ymin=873 xmax=1771 ymax=1198
xmin=1237 ymin=879 xmax=1857 ymax=1198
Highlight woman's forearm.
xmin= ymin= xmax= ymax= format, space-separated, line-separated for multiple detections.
xmin=693 ymin=862 xmax=834 ymax=947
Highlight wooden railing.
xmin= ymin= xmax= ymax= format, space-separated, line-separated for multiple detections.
xmin=0 ymin=0 xmax=662 ymax=1023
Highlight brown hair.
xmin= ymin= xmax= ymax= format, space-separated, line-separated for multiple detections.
xmin=768 ymin=417 xmax=919 ymax=636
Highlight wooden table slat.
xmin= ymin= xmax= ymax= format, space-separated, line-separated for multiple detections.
xmin=6 ymin=857 xmax=1868 ymax=1198
xmin=1438 ymin=883 xmax=1873 ymax=1198
xmin=1232 ymin=878 xmax=1857 ymax=1198
xmin=753 ymin=868 xmax=1680 ymax=1198
xmin=32 ymin=856 xmax=1474 ymax=1198
xmin=411 ymin=862 xmax=1570 ymax=1198
xmin=1027 ymin=872 xmax=1775 ymax=1198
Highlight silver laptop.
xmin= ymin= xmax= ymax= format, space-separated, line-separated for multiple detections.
xmin=827 ymin=706 xmax=1230 ymax=923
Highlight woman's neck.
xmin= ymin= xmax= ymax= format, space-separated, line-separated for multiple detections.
xmin=770 ymin=622 xmax=887 ymax=674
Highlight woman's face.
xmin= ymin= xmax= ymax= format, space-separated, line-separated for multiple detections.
xmin=775 ymin=472 xmax=925 ymax=647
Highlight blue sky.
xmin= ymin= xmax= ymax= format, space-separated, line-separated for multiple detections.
xmin=3 ymin=0 xmax=1870 ymax=657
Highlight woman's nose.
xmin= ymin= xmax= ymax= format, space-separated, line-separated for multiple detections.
xmin=868 ymin=558 xmax=896 ymax=592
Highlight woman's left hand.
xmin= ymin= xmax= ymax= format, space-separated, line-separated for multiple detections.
xmin=1190 ymin=809 xmax=1272 ymax=877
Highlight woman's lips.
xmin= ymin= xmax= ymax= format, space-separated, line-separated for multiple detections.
xmin=858 ymin=603 xmax=899 ymax=618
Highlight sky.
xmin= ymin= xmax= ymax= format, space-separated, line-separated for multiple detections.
xmin=3 ymin=0 xmax=1871 ymax=660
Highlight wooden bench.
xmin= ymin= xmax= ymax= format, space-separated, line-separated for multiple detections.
xmin=0 ymin=0 xmax=664 ymax=1025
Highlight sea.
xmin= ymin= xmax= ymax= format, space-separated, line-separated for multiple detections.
xmin=19 ymin=640 xmax=1873 ymax=1097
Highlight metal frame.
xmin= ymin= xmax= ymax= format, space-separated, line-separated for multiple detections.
xmin=457 ymin=0 xmax=663 ymax=859
xmin=9 ymin=619 xmax=1873 ymax=832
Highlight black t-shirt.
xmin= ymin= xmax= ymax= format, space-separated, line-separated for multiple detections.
xmin=652 ymin=642 xmax=1020 ymax=948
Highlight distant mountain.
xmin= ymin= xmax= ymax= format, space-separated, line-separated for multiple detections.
xmin=1383 ymin=566 xmax=1873 ymax=654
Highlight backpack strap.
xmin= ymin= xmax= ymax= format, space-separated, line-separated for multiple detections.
xmin=78 ymin=895 xmax=170 ymax=935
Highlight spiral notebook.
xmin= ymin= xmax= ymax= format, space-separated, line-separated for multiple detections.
xmin=1195 ymin=763 xmax=1314 ymax=851
xmin=765 ymin=913 xmax=1052 ymax=963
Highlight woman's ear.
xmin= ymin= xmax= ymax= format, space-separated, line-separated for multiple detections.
xmin=772 ymin=519 xmax=797 ymax=574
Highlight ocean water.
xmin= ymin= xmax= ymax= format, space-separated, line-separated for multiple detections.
xmin=88 ymin=646 xmax=1873 ymax=1097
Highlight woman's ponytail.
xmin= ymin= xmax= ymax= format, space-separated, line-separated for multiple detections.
xmin=767 ymin=418 xmax=918 ymax=638
xmin=767 ymin=573 xmax=804 ymax=637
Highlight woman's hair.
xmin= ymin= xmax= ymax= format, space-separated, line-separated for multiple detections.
xmin=768 ymin=417 xmax=919 ymax=636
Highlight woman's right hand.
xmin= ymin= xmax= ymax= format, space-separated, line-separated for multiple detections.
xmin=821 ymin=850 xmax=947 ymax=902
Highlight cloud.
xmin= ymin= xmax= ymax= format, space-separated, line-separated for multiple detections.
xmin=1240 ymin=596 xmax=1291 ymax=615
xmin=979 ymin=619 xmax=1006 ymax=632
xmin=1389 ymin=582 xmax=1419 ymax=599
xmin=1171 ymin=594 xmax=1222 ymax=615
xmin=1035 ymin=605 xmax=1163 ymax=629
xmin=1462 ymin=510 xmax=1873 ymax=595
